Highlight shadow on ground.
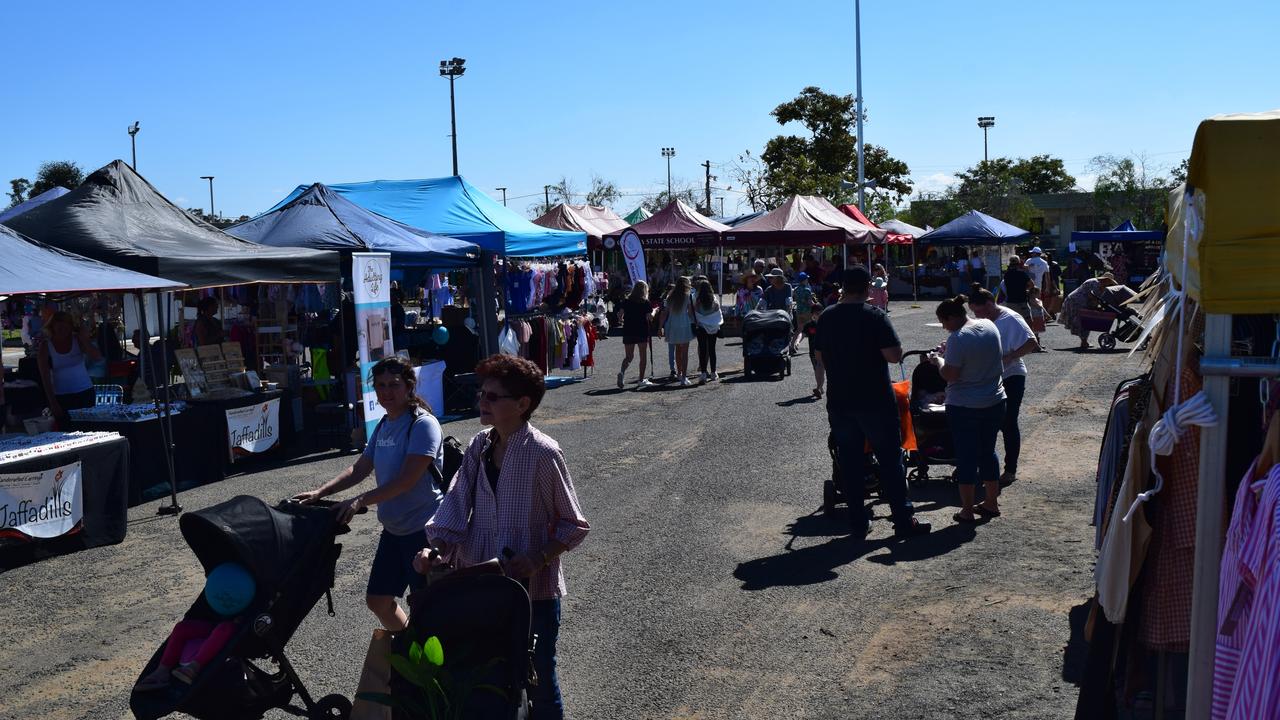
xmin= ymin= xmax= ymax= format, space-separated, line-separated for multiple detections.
xmin=1062 ymin=599 xmax=1092 ymax=686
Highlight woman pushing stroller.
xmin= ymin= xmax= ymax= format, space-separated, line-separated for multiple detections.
xmin=416 ymin=354 xmax=590 ymax=720
xmin=294 ymin=356 xmax=445 ymax=631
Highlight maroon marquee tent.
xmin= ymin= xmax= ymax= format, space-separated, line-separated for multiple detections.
xmin=838 ymin=204 xmax=912 ymax=245
xmin=725 ymin=195 xmax=886 ymax=247
xmin=603 ymin=200 xmax=729 ymax=249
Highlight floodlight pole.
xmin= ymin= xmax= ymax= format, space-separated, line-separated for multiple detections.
xmin=200 ymin=176 xmax=215 ymax=221
xmin=853 ymin=0 xmax=866 ymax=271
xmin=128 ymin=122 xmax=140 ymax=171
xmin=496 ymin=187 xmax=508 ymax=206
xmin=439 ymin=58 xmax=466 ymax=176
xmin=662 ymin=147 xmax=676 ymax=200
xmin=978 ymin=116 xmax=996 ymax=162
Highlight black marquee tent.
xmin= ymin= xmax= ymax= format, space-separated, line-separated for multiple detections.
xmin=4 ymin=161 xmax=339 ymax=289
xmin=0 ymin=223 xmax=184 ymax=294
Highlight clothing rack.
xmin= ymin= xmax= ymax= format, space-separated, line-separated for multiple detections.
xmin=502 ymin=309 xmax=596 ymax=379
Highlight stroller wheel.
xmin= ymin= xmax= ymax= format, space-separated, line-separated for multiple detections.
xmin=1098 ymin=333 xmax=1116 ymax=350
xmin=823 ymin=480 xmax=837 ymax=516
xmin=310 ymin=694 xmax=352 ymax=719
xmin=908 ymin=467 xmax=927 ymax=489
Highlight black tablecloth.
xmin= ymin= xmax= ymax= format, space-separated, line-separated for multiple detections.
xmin=71 ymin=411 xmax=211 ymax=506
xmin=0 ymin=435 xmax=130 ymax=568
xmin=186 ymin=390 xmax=291 ymax=475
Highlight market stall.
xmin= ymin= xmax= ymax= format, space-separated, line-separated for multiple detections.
xmin=1070 ymin=219 xmax=1166 ymax=288
xmin=603 ymin=200 xmax=729 ymax=296
xmin=916 ymin=210 xmax=1032 ymax=293
xmin=838 ymin=203 xmax=919 ymax=298
xmin=0 ymin=224 xmax=184 ymax=560
xmin=1075 ymin=110 xmax=1280 ymax=718
xmin=5 ymin=160 xmax=340 ymax=506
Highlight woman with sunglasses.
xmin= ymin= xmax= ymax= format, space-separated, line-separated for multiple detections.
xmin=418 ymin=354 xmax=590 ymax=720
xmin=294 ymin=357 xmax=443 ymax=631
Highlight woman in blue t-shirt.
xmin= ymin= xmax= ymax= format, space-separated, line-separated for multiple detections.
xmin=295 ymin=356 xmax=443 ymax=631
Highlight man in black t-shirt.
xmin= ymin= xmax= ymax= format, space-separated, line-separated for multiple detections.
xmin=1001 ymin=256 xmax=1033 ymax=326
xmin=814 ymin=266 xmax=930 ymax=540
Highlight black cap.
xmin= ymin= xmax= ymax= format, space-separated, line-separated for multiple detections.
xmin=845 ymin=265 xmax=872 ymax=293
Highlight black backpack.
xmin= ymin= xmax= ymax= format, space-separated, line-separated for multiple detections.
xmin=370 ymin=411 xmax=464 ymax=494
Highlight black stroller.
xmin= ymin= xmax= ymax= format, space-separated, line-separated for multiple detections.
xmin=1084 ymin=284 xmax=1144 ymax=350
xmin=390 ymin=562 xmax=534 ymax=719
xmin=741 ymin=309 xmax=792 ymax=379
xmin=903 ymin=350 xmax=957 ymax=487
xmin=130 ymin=496 xmax=351 ymax=720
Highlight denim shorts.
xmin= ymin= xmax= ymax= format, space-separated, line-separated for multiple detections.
xmin=367 ymin=528 xmax=429 ymax=598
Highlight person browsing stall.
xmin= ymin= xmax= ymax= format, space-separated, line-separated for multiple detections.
xmin=194 ymin=297 xmax=225 ymax=346
xmin=418 ymin=354 xmax=590 ymax=720
xmin=294 ymin=356 xmax=444 ymax=631
xmin=37 ymin=311 xmax=102 ymax=426
xmin=814 ymin=266 xmax=930 ymax=541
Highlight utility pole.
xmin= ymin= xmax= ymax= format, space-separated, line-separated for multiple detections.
xmin=702 ymin=160 xmax=716 ymax=215
xmin=544 ymin=184 xmax=552 ymax=212
xmin=496 ymin=187 xmax=507 ymax=206
xmin=718 ymin=197 xmax=725 ymax=216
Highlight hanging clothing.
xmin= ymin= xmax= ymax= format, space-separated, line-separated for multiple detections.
xmin=1138 ymin=367 xmax=1203 ymax=651
xmin=1213 ymin=460 xmax=1270 ymax=720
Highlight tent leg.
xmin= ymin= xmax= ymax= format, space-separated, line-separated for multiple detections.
xmin=912 ymin=240 xmax=918 ymax=302
xmin=1185 ymin=313 xmax=1231 ymax=718
xmin=137 ymin=292 xmax=180 ymax=516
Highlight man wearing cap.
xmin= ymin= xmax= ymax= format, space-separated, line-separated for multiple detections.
xmin=813 ymin=265 xmax=930 ymax=541
xmin=1024 ymin=246 xmax=1050 ymax=290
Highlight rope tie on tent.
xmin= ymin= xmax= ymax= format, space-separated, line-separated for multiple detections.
xmin=1123 ymin=188 xmax=1219 ymax=524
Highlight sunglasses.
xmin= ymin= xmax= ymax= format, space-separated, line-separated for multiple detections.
xmin=476 ymin=390 xmax=515 ymax=403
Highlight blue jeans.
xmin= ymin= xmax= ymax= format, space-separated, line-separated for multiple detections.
xmin=828 ymin=408 xmax=915 ymax=531
xmin=1001 ymin=375 xmax=1026 ymax=475
xmin=530 ymin=598 xmax=563 ymax=720
xmin=946 ymin=402 xmax=1006 ymax=485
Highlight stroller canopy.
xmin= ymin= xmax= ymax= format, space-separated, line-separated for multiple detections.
xmin=179 ymin=496 xmax=334 ymax=593
xmin=742 ymin=308 xmax=792 ymax=333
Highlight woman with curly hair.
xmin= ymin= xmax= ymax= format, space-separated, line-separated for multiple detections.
xmin=419 ymin=354 xmax=590 ymax=720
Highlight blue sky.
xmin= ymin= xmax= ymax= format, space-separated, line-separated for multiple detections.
xmin=3 ymin=0 xmax=1276 ymax=219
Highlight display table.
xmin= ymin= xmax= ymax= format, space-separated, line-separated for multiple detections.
xmin=186 ymin=389 xmax=290 ymax=475
xmin=68 ymin=402 xmax=212 ymax=506
xmin=0 ymin=432 xmax=130 ymax=568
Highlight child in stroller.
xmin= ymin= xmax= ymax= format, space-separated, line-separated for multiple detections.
xmin=129 ymin=495 xmax=353 ymax=720
xmin=904 ymin=350 xmax=957 ymax=486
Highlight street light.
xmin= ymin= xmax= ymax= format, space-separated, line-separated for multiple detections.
xmin=661 ymin=147 xmax=676 ymax=200
xmin=439 ymin=57 xmax=466 ymax=176
xmin=495 ymin=187 xmax=507 ymax=206
xmin=978 ymin=116 xmax=996 ymax=162
xmin=127 ymin=122 xmax=140 ymax=171
xmin=200 ymin=176 xmax=215 ymax=221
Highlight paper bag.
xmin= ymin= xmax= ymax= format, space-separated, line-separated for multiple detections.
xmin=350 ymin=628 xmax=393 ymax=720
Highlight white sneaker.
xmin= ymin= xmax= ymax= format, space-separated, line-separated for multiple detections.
xmin=638 ymin=379 xmax=654 ymax=389
xmin=616 ymin=371 xmax=624 ymax=389
xmin=679 ymin=376 xmax=691 ymax=387
xmin=709 ymin=372 xmax=719 ymax=381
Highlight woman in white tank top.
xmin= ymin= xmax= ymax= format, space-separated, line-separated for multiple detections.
xmin=37 ymin=311 xmax=101 ymax=425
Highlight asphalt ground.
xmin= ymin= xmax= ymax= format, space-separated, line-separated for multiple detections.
xmin=0 ymin=302 xmax=1140 ymax=719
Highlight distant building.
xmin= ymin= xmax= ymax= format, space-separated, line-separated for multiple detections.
xmin=1024 ymin=191 xmax=1100 ymax=249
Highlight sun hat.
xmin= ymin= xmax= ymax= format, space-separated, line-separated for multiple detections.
xmin=766 ymin=268 xmax=787 ymax=278
xmin=1030 ymin=247 xmax=1043 ymax=255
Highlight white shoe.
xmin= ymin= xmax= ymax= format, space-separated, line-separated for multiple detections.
xmin=616 ymin=371 xmax=624 ymax=389
xmin=709 ymin=371 xmax=719 ymax=381
xmin=678 ymin=376 xmax=691 ymax=387
xmin=638 ymin=379 xmax=654 ymax=389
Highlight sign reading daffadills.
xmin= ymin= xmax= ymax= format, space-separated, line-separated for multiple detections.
xmin=0 ymin=461 xmax=83 ymax=539
xmin=226 ymin=398 xmax=281 ymax=462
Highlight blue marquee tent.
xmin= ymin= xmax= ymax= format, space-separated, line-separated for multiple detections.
xmin=228 ymin=183 xmax=479 ymax=268
xmin=1070 ymin=219 xmax=1165 ymax=244
xmin=917 ymin=210 xmax=1032 ymax=246
xmin=0 ymin=186 xmax=70 ymax=223
xmin=267 ymin=176 xmax=586 ymax=258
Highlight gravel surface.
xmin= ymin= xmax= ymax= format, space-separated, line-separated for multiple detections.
xmin=0 ymin=303 xmax=1140 ymax=719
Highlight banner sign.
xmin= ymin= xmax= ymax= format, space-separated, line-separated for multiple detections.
xmin=621 ymin=230 xmax=646 ymax=284
xmin=0 ymin=461 xmax=83 ymax=539
xmin=352 ymin=252 xmax=393 ymax=441
xmin=638 ymin=234 xmax=719 ymax=249
xmin=226 ymin=398 xmax=281 ymax=462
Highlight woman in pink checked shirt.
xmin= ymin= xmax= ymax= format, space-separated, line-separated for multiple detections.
xmin=417 ymin=353 xmax=590 ymax=720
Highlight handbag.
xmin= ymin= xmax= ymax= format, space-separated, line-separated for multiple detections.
xmin=350 ymin=629 xmax=394 ymax=720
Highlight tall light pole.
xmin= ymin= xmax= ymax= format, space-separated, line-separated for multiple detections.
xmin=496 ymin=187 xmax=507 ymax=206
xmin=439 ymin=57 xmax=466 ymax=176
xmin=978 ymin=116 xmax=996 ymax=162
xmin=661 ymin=147 xmax=676 ymax=201
xmin=200 ymin=176 xmax=215 ymax=221
xmin=127 ymin=122 xmax=140 ymax=171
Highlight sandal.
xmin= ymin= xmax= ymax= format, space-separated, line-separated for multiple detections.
xmin=952 ymin=512 xmax=979 ymax=524
xmin=973 ymin=505 xmax=1002 ymax=518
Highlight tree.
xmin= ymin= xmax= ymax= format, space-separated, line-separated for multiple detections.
xmin=1090 ymin=154 xmax=1174 ymax=230
xmin=6 ymin=178 xmax=29 ymax=209
xmin=584 ymin=174 xmax=622 ymax=207
xmin=1168 ymin=158 xmax=1190 ymax=186
xmin=1009 ymin=154 xmax=1077 ymax=194
xmin=951 ymin=159 xmax=1037 ymax=227
xmin=728 ymin=150 xmax=769 ymax=212
xmin=758 ymin=86 xmax=913 ymax=207
xmin=29 ymin=161 xmax=84 ymax=197
xmin=640 ymin=180 xmax=701 ymax=214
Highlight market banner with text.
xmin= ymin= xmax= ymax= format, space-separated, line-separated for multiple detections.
xmin=621 ymin=230 xmax=647 ymax=284
xmin=353 ymin=252 xmax=393 ymax=441
xmin=226 ymin=398 xmax=281 ymax=462
xmin=0 ymin=461 xmax=83 ymax=539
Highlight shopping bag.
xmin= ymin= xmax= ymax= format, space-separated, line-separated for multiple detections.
xmin=350 ymin=629 xmax=394 ymax=720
